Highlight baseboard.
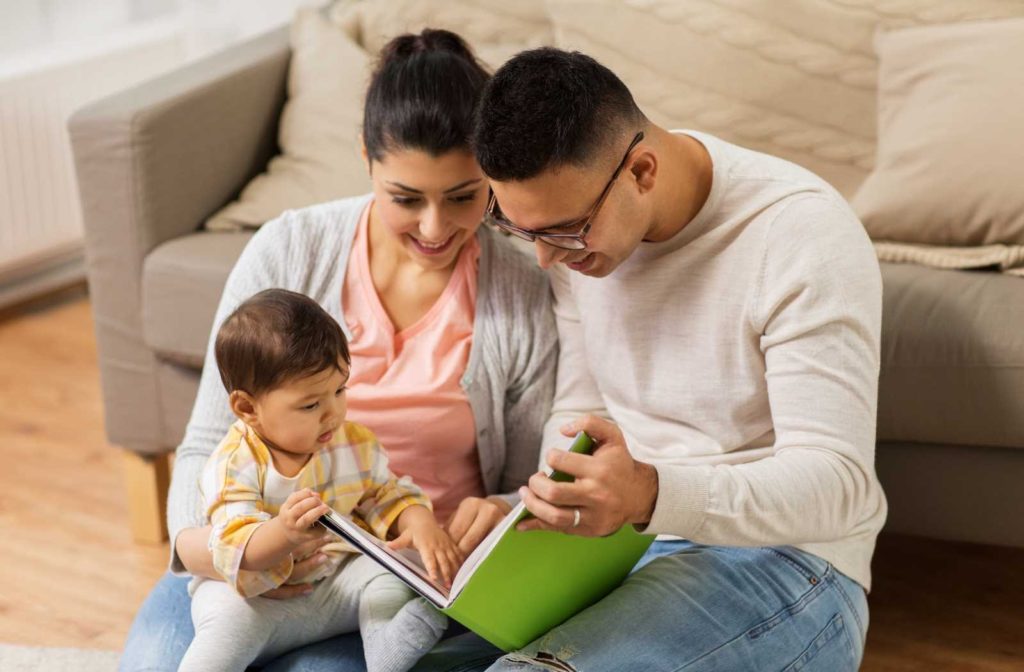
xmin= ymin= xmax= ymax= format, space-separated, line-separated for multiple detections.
xmin=0 ymin=243 xmax=86 ymax=311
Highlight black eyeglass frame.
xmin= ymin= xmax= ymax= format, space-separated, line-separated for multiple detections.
xmin=483 ymin=131 xmax=645 ymax=250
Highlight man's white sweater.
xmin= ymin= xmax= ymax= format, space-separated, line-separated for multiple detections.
xmin=543 ymin=131 xmax=887 ymax=590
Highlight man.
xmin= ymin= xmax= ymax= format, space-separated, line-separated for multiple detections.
xmin=469 ymin=48 xmax=886 ymax=671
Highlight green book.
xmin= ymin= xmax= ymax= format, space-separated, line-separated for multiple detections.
xmin=319 ymin=432 xmax=654 ymax=651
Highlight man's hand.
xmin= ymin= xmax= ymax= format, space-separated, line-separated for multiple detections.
xmin=516 ymin=416 xmax=659 ymax=536
xmin=445 ymin=496 xmax=512 ymax=555
xmin=389 ymin=506 xmax=465 ymax=587
xmin=278 ymin=488 xmax=330 ymax=546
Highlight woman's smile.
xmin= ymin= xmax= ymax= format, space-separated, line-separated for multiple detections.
xmin=408 ymin=233 xmax=457 ymax=256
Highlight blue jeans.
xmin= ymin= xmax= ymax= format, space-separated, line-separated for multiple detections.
xmin=120 ymin=541 xmax=868 ymax=671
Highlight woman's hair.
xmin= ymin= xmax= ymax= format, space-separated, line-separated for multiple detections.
xmin=363 ymin=29 xmax=490 ymax=162
xmin=215 ymin=289 xmax=350 ymax=396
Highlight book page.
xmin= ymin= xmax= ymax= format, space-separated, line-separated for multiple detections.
xmin=320 ymin=511 xmax=450 ymax=606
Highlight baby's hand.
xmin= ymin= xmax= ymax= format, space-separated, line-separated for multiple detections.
xmin=278 ymin=488 xmax=330 ymax=546
xmin=388 ymin=508 xmax=464 ymax=587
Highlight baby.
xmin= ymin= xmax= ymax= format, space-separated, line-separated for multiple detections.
xmin=178 ymin=288 xmax=461 ymax=672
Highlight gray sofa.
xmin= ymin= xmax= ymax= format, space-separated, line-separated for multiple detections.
xmin=69 ymin=26 xmax=1024 ymax=547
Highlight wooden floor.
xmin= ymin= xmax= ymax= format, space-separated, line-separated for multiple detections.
xmin=0 ymin=288 xmax=1022 ymax=669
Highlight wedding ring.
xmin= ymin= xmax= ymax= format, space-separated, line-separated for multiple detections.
xmin=571 ymin=508 xmax=581 ymax=528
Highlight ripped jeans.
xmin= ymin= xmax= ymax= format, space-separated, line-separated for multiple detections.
xmin=415 ymin=540 xmax=868 ymax=672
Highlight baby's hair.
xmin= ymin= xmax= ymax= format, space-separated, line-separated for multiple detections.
xmin=215 ymin=288 xmax=350 ymax=396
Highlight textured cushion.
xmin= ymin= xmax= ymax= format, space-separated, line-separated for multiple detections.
xmin=547 ymin=0 xmax=1024 ymax=198
xmin=205 ymin=8 xmax=371 ymax=231
xmin=852 ymin=19 xmax=1024 ymax=250
xmin=205 ymin=1 xmax=553 ymax=231
xmin=142 ymin=231 xmax=254 ymax=366
xmin=330 ymin=0 xmax=553 ymax=70
xmin=878 ymin=263 xmax=1024 ymax=449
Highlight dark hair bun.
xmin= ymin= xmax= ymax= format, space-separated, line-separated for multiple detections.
xmin=363 ymin=29 xmax=490 ymax=161
xmin=378 ymin=28 xmax=478 ymax=66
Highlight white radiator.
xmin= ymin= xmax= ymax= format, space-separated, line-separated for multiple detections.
xmin=0 ymin=23 xmax=183 ymax=309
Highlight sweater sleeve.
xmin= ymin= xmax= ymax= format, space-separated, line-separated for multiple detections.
xmin=539 ymin=264 xmax=612 ymax=466
xmin=644 ymin=197 xmax=887 ymax=547
xmin=348 ymin=425 xmax=431 ymax=539
xmin=166 ymin=214 xmax=297 ymax=572
xmin=205 ymin=441 xmax=293 ymax=597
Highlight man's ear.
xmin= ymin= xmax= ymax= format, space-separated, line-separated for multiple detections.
xmin=630 ymin=145 xmax=658 ymax=196
xmin=229 ymin=390 xmax=260 ymax=426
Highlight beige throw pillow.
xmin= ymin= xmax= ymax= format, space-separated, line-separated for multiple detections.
xmin=206 ymin=1 xmax=553 ymax=231
xmin=852 ymin=18 xmax=1024 ymax=248
xmin=546 ymin=0 xmax=1024 ymax=198
xmin=206 ymin=8 xmax=371 ymax=231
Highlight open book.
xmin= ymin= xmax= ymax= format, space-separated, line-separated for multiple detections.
xmin=319 ymin=432 xmax=654 ymax=651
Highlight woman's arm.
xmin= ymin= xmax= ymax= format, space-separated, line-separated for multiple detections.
xmin=447 ymin=251 xmax=559 ymax=554
xmin=499 ymin=262 xmax=560 ymax=497
xmin=175 ymin=525 xmax=217 ymax=578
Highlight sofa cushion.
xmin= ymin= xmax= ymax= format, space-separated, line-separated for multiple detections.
xmin=547 ymin=0 xmax=1024 ymax=199
xmin=878 ymin=263 xmax=1024 ymax=449
xmin=142 ymin=231 xmax=253 ymax=367
xmin=205 ymin=8 xmax=371 ymax=231
xmin=852 ymin=19 xmax=1024 ymax=254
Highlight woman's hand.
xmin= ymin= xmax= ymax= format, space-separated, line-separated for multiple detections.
xmin=177 ymin=522 xmax=336 ymax=600
xmin=262 ymin=533 xmax=335 ymax=600
xmin=445 ymin=496 xmax=511 ymax=555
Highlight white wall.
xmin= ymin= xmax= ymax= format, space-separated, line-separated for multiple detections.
xmin=0 ymin=0 xmax=324 ymax=308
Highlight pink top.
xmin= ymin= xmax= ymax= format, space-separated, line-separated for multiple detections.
xmin=341 ymin=203 xmax=484 ymax=524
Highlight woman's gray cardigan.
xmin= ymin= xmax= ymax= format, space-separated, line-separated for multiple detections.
xmin=166 ymin=194 xmax=558 ymax=570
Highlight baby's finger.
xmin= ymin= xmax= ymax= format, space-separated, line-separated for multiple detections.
xmin=284 ymin=488 xmax=313 ymax=505
xmin=296 ymin=503 xmax=330 ymax=530
xmin=386 ymin=528 xmax=413 ymax=550
xmin=440 ymin=550 xmax=458 ymax=586
xmin=291 ymin=494 xmax=325 ymax=516
xmin=421 ymin=548 xmax=440 ymax=585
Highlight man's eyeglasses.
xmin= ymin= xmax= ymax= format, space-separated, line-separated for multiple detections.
xmin=484 ymin=131 xmax=644 ymax=251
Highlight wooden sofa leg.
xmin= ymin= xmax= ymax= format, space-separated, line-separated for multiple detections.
xmin=122 ymin=450 xmax=172 ymax=544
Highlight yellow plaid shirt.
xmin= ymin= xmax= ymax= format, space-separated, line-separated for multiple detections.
xmin=200 ymin=419 xmax=429 ymax=598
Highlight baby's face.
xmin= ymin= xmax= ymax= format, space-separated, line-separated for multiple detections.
xmin=252 ymin=361 xmax=350 ymax=456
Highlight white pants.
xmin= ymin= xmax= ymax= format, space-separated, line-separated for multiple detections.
xmin=179 ymin=554 xmax=413 ymax=672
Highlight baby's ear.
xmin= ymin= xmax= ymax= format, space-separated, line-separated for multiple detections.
xmin=229 ymin=390 xmax=259 ymax=425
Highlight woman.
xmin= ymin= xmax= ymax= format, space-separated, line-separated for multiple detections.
xmin=119 ymin=29 xmax=555 ymax=671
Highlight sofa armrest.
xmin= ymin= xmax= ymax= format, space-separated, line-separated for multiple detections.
xmin=68 ymin=27 xmax=290 ymax=454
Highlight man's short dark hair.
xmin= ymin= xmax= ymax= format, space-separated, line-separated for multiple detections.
xmin=473 ymin=48 xmax=645 ymax=181
xmin=215 ymin=289 xmax=350 ymax=396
